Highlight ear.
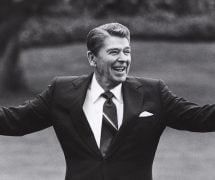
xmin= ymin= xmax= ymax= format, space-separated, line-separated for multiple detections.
xmin=87 ymin=51 xmax=97 ymax=67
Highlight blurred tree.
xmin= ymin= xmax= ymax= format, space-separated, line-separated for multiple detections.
xmin=67 ymin=0 xmax=142 ymax=17
xmin=0 ymin=0 xmax=59 ymax=92
xmin=173 ymin=0 xmax=192 ymax=15
xmin=100 ymin=0 xmax=142 ymax=16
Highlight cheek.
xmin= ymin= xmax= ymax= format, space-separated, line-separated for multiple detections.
xmin=96 ymin=62 xmax=109 ymax=74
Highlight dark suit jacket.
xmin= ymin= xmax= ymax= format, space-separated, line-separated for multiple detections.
xmin=1 ymin=74 xmax=215 ymax=180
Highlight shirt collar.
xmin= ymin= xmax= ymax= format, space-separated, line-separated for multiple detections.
xmin=110 ymin=82 xmax=123 ymax=104
xmin=89 ymin=74 xmax=123 ymax=104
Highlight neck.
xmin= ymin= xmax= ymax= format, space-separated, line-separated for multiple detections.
xmin=94 ymin=75 xmax=119 ymax=91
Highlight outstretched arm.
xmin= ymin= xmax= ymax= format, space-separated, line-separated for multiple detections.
xmin=0 ymin=81 xmax=55 ymax=136
xmin=159 ymin=80 xmax=215 ymax=132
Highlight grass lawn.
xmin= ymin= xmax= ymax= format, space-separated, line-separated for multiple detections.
xmin=0 ymin=41 xmax=215 ymax=179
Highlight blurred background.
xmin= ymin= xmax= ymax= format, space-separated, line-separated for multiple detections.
xmin=0 ymin=0 xmax=215 ymax=179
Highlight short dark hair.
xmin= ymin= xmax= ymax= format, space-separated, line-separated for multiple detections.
xmin=86 ymin=23 xmax=130 ymax=56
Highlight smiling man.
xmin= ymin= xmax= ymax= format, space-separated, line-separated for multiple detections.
xmin=87 ymin=23 xmax=131 ymax=90
xmin=0 ymin=23 xmax=215 ymax=180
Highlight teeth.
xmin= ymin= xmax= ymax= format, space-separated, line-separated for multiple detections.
xmin=113 ymin=67 xmax=125 ymax=72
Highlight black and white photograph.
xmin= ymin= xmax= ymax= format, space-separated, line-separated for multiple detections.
xmin=0 ymin=0 xmax=215 ymax=180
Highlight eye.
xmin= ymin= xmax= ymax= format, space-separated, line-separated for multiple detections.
xmin=109 ymin=50 xmax=119 ymax=55
xmin=124 ymin=49 xmax=131 ymax=55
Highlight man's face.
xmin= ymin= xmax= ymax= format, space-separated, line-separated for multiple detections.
xmin=90 ymin=36 xmax=131 ymax=90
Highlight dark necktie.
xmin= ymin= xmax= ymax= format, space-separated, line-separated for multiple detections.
xmin=100 ymin=91 xmax=118 ymax=157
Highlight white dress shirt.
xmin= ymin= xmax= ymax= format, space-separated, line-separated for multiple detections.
xmin=83 ymin=74 xmax=124 ymax=148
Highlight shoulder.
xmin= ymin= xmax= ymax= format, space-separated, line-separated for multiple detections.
xmin=51 ymin=74 xmax=90 ymax=87
xmin=54 ymin=75 xmax=89 ymax=83
xmin=48 ymin=74 xmax=91 ymax=94
xmin=46 ymin=74 xmax=92 ymax=104
xmin=126 ymin=76 xmax=164 ymax=88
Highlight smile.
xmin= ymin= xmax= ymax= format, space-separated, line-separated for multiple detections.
xmin=112 ymin=67 xmax=126 ymax=72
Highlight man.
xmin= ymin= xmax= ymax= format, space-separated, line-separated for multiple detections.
xmin=0 ymin=22 xmax=215 ymax=180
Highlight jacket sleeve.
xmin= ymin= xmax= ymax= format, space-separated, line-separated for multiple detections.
xmin=0 ymin=79 xmax=56 ymax=136
xmin=159 ymin=80 xmax=215 ymax=132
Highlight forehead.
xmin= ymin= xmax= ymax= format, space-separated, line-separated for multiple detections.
xmin=102 ymin=36 xmax=130 ymax=49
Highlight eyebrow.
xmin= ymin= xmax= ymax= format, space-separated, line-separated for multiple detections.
xmin=107 ymin=46 xmax=131 ymax=52
xmin=107 ymin=48 xmax=120 ymax=52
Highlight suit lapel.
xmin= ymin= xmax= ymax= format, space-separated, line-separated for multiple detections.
xmin=64 ymin=75 xmax=147 ymax=158
xmin=67 ymin=74 xmax=101 ymax=156
xmin=107 ymin=78 xmax=145 ymax=157
xmin=122 ymin=79 xmax=144 ymax=124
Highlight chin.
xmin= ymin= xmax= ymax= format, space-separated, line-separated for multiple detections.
xmin=114 ymin=76 xmax=127 ymax=83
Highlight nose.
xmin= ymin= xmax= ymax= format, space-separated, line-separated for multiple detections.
xmin=118 ymin=51 xmax=130 ymax=63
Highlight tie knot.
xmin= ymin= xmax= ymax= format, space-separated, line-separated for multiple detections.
xmin=102 ymin=91 xmax=114 ymax=100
